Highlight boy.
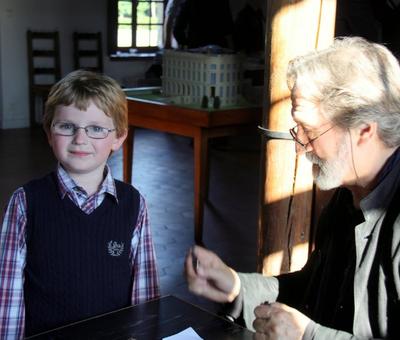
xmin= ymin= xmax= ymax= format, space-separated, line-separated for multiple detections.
xmin=0 ymin=70 xmax=160 ymax=338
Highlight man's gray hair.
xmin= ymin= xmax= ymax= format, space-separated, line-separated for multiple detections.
xmin=287 ymin=36 xmax=400 ymax=147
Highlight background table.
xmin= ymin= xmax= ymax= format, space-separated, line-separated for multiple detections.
xmin=123 ymin=87 xmax=262 ymax=244
xmin=27 ymin=295 xmax=254 ymax=339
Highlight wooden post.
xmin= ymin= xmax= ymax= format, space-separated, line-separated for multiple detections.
xmin=258 ymin=0 xmax=337 ymax=275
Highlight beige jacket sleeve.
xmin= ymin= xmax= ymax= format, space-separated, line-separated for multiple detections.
xmin=237 ymin=272 xmax=279 ymax=331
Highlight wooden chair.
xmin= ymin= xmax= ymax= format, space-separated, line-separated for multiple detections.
xmin=73 ymin=32 xmax=103 ymax=73
xmin=27 ymin=30 xmax=61 ymax=126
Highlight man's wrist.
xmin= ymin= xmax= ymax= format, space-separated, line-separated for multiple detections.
xmin=227 ymin=268 xmax=241 ymax=302
xmin=221 ymin=287 xmax=244 ymax=321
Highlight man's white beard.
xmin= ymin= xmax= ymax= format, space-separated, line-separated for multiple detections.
xmin=306 ymin=140 xmax=349 ymax=190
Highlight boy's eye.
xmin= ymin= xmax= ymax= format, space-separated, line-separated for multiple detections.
xmin=87 ymin=125 xmax=104 ymax=133
xmin=58 ymin=122 xmax=75 ymax=130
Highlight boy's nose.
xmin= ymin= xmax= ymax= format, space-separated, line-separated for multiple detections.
xmin=72 ymin=128 xmax=88 ymax=144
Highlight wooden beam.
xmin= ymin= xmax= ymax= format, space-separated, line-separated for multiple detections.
xmin=258 ymin=0 xmax=337 ymax=275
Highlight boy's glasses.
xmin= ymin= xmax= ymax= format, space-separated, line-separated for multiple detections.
xmin=52 ymin=122 xmax=116 ymax=139
xmin=289 ymin=124 xmax=335 ymax=149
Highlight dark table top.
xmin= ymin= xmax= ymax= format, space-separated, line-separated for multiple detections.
xmin=26 ymin=295 xmax=254 ymax=340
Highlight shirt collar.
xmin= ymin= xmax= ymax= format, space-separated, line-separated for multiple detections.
xmin=56 ymin=164 xmax=119 ymax=203
xmin=376 ymin=147 xmax=400 ymax=184
xmin=360 ymin=147 xmax=400 ymax=219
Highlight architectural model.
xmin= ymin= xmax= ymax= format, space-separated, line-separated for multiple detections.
xmin=162 ymin=47 xmax=243 ymax=108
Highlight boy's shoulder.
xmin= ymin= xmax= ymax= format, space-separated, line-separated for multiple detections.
xmin=113 ymin=178 xmax=141 ymax=198
xmin=23 ymin=172 xmax=56 ymax=191
xmin=110 ymin=180 xmax=143 ymax=220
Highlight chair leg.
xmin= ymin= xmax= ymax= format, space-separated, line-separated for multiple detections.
xmin=39 ymin=95 xmax=46 ymax=125
xmin=29 ymin=91 xmax=36 ymax=127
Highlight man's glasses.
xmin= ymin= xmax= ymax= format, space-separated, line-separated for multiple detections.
xmin=289 ymin=124 xmax=335 ymax=149
xmin=52 ymin=122 xmax=116 ymax=139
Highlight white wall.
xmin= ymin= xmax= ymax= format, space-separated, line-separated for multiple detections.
xmin=0 ymin=0 xmax=153 ymax=129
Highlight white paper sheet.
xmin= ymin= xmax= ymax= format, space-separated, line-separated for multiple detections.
xmin=162 ymin=327 xmax=203 ymax=340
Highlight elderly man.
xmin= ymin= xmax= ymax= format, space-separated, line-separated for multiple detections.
xmin=185 ymin=36 xmax=400 ymax=339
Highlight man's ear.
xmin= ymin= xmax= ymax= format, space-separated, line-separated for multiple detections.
xmin=356 ymin=122 xmax=377 ymax=146
xmin=111 ymin=129 xmax=128 ymax=152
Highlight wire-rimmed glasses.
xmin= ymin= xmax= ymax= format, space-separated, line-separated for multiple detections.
xmin=289 ymin=124 xmax=335 ymax=149
xmin=52 ymin=122 xmax=116 ymax=139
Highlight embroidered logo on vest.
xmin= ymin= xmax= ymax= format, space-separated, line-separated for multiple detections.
xmin=107 ymin=241 xmax=125 ymax=256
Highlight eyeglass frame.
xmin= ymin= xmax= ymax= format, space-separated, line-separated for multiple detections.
xmin=289 ymin=124 xmax=335 ymax=148
xmin=51 ymin=121 xmax=116 ymax=139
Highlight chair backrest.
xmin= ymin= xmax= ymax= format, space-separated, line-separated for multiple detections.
xmin=73 ymin=32 xmax=103 ymax=73
xmin=27 ymin=30 xmax=61 ymax=87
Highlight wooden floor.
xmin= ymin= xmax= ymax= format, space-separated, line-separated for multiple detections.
xmin=0 ymin=126 xmax=261 ymax=312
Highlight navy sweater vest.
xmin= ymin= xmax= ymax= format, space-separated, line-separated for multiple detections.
xmin=23 ymin=173 xmax=140 ymax=336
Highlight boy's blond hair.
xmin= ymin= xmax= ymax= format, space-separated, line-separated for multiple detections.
xmin=43 ymin=70 xmax=127 ymax=137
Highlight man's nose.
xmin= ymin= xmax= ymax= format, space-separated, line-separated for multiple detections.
xmin=295 ymin=142 xmax=305 ymax=154
xmin=295 ymin=141 xmax=313 ymax=155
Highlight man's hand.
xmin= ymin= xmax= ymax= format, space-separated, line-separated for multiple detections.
xmin=184 ymin=245 xmax=241 ymax=303
xmin=253 ymin=302 xmax=311 ymax=340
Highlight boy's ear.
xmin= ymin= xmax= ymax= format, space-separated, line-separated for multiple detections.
xmin=45 ymin=128 xmax=54 ymax=147
xmin=111 ymin=130 xmax=128 ymax=151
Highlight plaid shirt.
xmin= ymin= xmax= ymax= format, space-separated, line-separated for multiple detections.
xmin=0 ymin=165 xmax=159 ymax=339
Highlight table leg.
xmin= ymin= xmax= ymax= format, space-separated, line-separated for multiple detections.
xmin=193 ymin=130 xmax=208 ymax=245
xmin=123 ymin=126 xmax=134 ymax=184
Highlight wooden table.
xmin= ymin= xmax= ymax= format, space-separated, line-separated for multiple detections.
xmin=123 ymin=87 xmax=261 ymax=244
xmin=27 ymin=295 xmax=254 ymax=339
